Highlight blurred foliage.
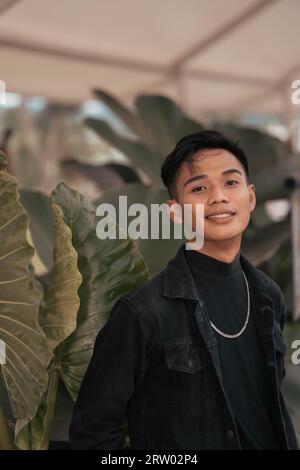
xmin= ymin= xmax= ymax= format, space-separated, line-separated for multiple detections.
xmin=0 ymin=153 xmax=148 ymax=449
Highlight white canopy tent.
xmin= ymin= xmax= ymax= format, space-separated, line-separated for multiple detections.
xmin=0 ymin=0 xmax=299 ymax=120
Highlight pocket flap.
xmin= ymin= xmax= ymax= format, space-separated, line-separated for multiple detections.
xmin=164 ymin=342 xmax=211 ymax=374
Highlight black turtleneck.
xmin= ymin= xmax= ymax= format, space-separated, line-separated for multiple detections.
xmin=185 ymin=247 xmax=281 ymax=450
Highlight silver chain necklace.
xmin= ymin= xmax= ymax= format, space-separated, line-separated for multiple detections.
xmin=209 ymin=270 xmax=250 ymax=339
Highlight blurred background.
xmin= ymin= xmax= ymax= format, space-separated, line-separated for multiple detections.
xmin=0 ymin=0 xmax=299 ymax=450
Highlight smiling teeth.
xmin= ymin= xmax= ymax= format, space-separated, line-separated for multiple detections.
xmin=208 ymin=213 xmax=233 ymax=219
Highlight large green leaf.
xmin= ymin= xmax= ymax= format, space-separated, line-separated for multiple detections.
xmin=93 ymin=89 xmax=150 ymax=143
xmin=213 ymin=124 xmax=288 ymax=175
xmin=85 ymin=118 xmax=161 ymax=184
xmin=242 ymin=218 xmax=291 ymax=266
xmin=39 ymin=203 xmax=82 ymax=352
xmin=19 ymin=190 xmax=54 ymax=272
xmin=94 ymin=182 xmax=184 ymax=277
xmin=51 ymin=183 xmax=149 ymax=400
xmin=134 ymin=95 xmax=202 ymax=156
xmin=253 ymin=154 xmax=300 ymax=204
xmin=15 ymin=200 xmax=83 ymax=449
xmin=15 ymin=399 xmax=48 ymax=450
xmin=0 ymin=153 xmax=52 ymax=424
xmin=92 ymin=90 xmax=203 ymax=158
xmin=0 ymin=404 xmax=15 ymax=449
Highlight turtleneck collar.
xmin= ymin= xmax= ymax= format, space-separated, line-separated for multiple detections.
xmin=184 ymin=245 xmax=242 ymax=279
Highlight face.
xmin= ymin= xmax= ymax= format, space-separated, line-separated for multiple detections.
xmin=167 ymin=148 xmax=256 ymax=249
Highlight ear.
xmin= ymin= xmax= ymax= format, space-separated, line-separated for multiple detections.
xmin=248 ymin=184 xmax=256 ymax=212
xmin=167 ymin=199 xmax=183 ymax=224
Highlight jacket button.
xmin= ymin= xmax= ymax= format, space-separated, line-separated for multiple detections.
xmin=226 ymin=430 xmax=234 ymax=439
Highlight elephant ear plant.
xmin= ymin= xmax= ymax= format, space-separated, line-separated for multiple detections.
xmin=0 ymin=152 xmax=52 ymax=450
xmin=0 ymin=152 xmax=149 ymax=449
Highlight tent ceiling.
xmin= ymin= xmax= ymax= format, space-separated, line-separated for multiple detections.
xmin=0 ymin=0 xmax=299 ymax=118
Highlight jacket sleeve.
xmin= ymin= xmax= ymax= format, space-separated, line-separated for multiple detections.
xmin=69 ymin=296 xmax=155 ymax=449
xmin=279 ymin=290 xmax=287 ymax=381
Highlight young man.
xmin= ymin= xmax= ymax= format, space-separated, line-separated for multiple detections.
xmin=69 ymin=130 xmax=298 ymax=450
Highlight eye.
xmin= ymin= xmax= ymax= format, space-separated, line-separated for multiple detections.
xmin=226 ymin=180 xmax=239 ymax=186
xmin=191 ymin=186 xmax=206 ymax=193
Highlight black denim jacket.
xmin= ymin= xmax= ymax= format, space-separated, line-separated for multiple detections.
xmin=69 ymin=244 xmax=298 ymax=450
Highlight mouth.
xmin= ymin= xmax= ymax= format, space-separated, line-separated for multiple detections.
xmin=205 ymin=212 xmax=236 ymax=223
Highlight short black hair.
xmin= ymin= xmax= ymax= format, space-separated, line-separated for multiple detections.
xmin=161 ymin=129 xmax=250 ymax=198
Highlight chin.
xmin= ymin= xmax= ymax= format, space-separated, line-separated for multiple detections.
xmin=205 ymin=229 xmax=243 ymax=241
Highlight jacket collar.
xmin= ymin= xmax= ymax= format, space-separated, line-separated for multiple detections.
xmin=163 ymin=242 xmax=270 ymax=301
xmin=163 ymin=243 xmax=275 ymax=339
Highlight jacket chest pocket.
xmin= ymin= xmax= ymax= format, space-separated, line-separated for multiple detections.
xmin=162 ymin=338 xmax=214 ymax=420
xmin=163 ymin=338 xmax=212 ymax=374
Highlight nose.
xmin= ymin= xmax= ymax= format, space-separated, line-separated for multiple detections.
xmin=207 ymin=186 xmax=230 ymax=205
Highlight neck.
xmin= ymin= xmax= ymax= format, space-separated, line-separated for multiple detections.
xmin=187 ymin=237 xmax=241 ymax=264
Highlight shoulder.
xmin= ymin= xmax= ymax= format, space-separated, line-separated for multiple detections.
xmin=242 ymin=253 xmax=284 ymax=304
xmin=123 ymin=266 xmax=165 ymax=302
xmin=248 ymin=263 xmax=285 ymax=327
xmin=256 ymin=266 xmax=284 ymax=304
xmin=241 ymin=254 xmax=285 ymax=326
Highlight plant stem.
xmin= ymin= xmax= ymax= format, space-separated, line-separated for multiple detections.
xmin=0 ymin=405 xmax=16 ymax=450
xmin=39 ymin=365 xmax=59 ymax=450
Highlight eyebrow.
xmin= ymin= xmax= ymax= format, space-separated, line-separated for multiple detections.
xmin=183 ymin=168 xmax=243 ymax=188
